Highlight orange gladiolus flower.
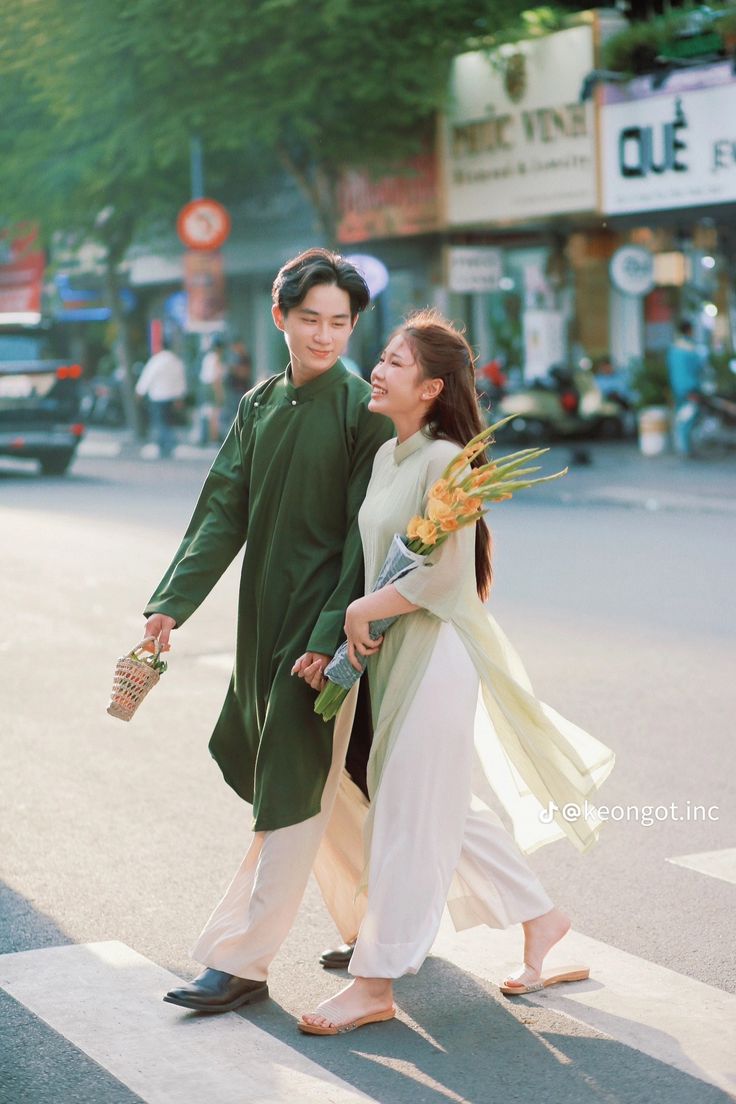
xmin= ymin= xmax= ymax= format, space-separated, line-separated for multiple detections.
xmin=429 ymin=477 xmax=453 ymax=499
xmin=415 ymin=519 xmax=440 ymax=546
xmin=406 ymin=515 xmax=423 ymax=540
xmin=427 ymin=496 xmax=454 ymax=522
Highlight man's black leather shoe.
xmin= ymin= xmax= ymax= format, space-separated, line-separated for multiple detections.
xmin=163 ymin=968 xmax=269 ymax=1012
xmin=319 ymin=942 xmax=355 ymax=969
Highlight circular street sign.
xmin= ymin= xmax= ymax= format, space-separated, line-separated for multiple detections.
xmin=177 ymin=198 xmax=231 ymax=251
xmin=344 ymin=253 xmax=390 ymax=298
xmin=609 ymin=245 xmax=655 ymax=298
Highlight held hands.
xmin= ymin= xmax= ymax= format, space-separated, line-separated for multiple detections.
xmin=344 ymin=597 xmax=383 ymax=673
xmin=292 ymin=652 xmax=331 ymax=691
xmin=142 ymin=613 xmax=176 ymax=653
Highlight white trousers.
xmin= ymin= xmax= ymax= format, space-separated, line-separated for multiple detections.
xmin=194 ymin=626 xmax=553 ymax=982
xmin=320 ymin=622 xmax=554 ymax=979
xmin=191 ymin=683 xmax=359 ymax=982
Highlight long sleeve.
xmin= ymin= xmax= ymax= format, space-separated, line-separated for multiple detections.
xmin=135 ymin=360 xmax=153 ymax=397
xmin=306 ymin=405 xmax=393 ymax=656
xmin=143 ymin=397 xmax=252 ymax=627
xmin=393 ymin=446 xmax=477 ymax=622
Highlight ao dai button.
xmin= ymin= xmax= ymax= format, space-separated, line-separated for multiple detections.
xmin=291 ymin=400 xmax=297 ymax=405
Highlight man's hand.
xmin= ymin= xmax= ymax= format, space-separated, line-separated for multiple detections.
xmin=344 ymin=598 xmax=383 ymax=673
xmin=291 ymin=652 xmax=331 ymax=691
xmin=142 ymin=613 xmax=176 ymax=652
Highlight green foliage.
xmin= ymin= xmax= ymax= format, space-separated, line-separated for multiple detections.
xmin=0 ymin=0 xmax=529 ymax=245
xmin=630 ymin=354 xmax=670 ymax=409
xmin=710 ymin=351 xmax=736 ymax=396
xmin=602 ymin=3 xmax=735 ymax=75
xmin=478 ymin=4 xmax=573 ymax=52
xmin=713 ymin=5 xmax=736 ymax=38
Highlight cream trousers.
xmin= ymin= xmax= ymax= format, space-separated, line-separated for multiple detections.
xmin=193 ymin=625 xmax=553 ymax=981
xmin=191 ymin=682 xmax=359 ymax=982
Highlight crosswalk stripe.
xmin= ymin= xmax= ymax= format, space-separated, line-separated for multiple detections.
xmin=0 ymin=942 xmax=375 ymax=1104
xmin=431 ymin=914 xmax=736 ymax=1097
xmin=666 ymin=848 xmax=736 ymax=887
xmin=76 ymin=440 xmax=122 ymax=458
xmin=3 ymin=930 xmax=734 ymax=1101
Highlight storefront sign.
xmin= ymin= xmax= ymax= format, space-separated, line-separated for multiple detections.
xmin=523 ymin=309 xmax=566 ymax=380
xmin=337 ymin=154 xmax=439 ymax=242
xmin=0 ymin=251 xmax=45 ymax=321
xmin=0 ymin=224 xmax=45 ymax=322
xmin=601 ymin=62 xmax=736 ymax=214
xmin=184 ymin=250 xmax=226 ymax=331
xmin=609 ymin=245 xmax=655 ymax=297
xmin=443 ymin=24 xmax=597 ymax=225
xmin=446 ymin=247 xmax=503 ymax=293
xmin=343 ymin=254 xmax=390 ymax=298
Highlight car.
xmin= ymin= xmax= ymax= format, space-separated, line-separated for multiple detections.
xmin=0 ymin=325 xmax=86 ymax=475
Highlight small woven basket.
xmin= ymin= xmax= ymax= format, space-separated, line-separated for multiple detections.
xmin=107 ymin=637 xmax=165 ymax=722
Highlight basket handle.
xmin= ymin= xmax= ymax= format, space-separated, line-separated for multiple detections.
xmin=131 ymin=635 xmax=163 ymax=662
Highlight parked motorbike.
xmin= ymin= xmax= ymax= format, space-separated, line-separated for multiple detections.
xmin=488 ymin=366 xmax=632 ymax=442
xmin=692 ymin=391 xmax=736 ymax=452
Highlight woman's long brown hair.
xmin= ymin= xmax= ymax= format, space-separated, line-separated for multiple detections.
xmin=400 ymin=308 xmax=493 ymax=601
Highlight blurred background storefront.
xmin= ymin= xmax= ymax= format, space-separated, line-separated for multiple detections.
xmin=598 ymin=59 xmax=736 ymax=375
xmin=39 ymin=8 xmax=736 ymax=393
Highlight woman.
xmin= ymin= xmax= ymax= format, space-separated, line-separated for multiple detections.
xmin=299 ymin=310 xmax=615 ymax=1036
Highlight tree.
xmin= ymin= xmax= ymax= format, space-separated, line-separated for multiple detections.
xmin=118 ymin=0 xmax=531 ymax=243
xmin=1 ymin=0 xmax=531 ymax=239
xmin=0 ymin=1 xmax=193 ymax=432
xmin=0 ymin=0 xmax=533 ymax=423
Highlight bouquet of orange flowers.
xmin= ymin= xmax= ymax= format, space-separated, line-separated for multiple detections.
xmin=314 ymin=415 xmax=568 ymax=721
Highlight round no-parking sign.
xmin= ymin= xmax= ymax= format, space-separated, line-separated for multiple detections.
xmin=177 ymin=199 xmax=231 ymax=252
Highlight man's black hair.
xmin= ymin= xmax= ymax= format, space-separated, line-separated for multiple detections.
xmin=679 ymin=320 xmax=693 ymax=337
xmin=272 ymin=248 xmax=370 ymax=320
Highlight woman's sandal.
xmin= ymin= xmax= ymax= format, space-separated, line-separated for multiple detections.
xmin=499 ymin=964 xmax=590 ymax=996
xmin=297 ymin=1006 xmax=396 ymax=1036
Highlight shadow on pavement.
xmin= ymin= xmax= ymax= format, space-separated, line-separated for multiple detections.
xmin=0 ymin=882 xmax=143 ymax=1104
xmin=242 ymin=954 xmax=732 ymax=1104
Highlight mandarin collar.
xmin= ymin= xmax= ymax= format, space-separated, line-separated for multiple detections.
xmin=393 ymin=425 xmax=433 ymax=465
xmin=284 ymin=358 xmax=346 ymax=400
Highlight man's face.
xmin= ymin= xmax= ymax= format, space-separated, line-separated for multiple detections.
xmin=272 ymin=283 xmax=356 ymax=378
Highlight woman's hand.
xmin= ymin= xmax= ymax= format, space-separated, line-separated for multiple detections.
xmin=291 ymin=652 xmax=331 ymax=691
xmin=344 ymin=598 xmax=383 ymax=673
xmin=143 ymin=613 xmax=176 ymax=652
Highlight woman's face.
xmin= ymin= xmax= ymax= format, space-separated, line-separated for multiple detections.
xmin=369 ymin=333 xmax=431 ymax=421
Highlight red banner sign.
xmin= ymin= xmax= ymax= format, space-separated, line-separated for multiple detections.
xmin=0 ymin=251 xmax=45 ymax=318
xmin=337 ymin=154 xmax=440 ymax=244
xmin=184 ymin=250 xmax=226 ymax=331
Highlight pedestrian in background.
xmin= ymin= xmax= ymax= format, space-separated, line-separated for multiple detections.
xmin=135 ymin=340 xmax=188 ymax=459
xmin=198 ymin=336 xmax=227 ymax=445
xmin=221 ymin=341 xmax=253 ymax=432
xmin=667 ymin=321 xmax=705 ymax=459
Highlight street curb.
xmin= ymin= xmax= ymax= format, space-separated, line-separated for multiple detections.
xmin=542 ymin=489 xmax=736 ymax=515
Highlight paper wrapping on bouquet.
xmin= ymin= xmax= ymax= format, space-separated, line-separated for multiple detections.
xmin=324 ymin=533 xmax=425 ymax=691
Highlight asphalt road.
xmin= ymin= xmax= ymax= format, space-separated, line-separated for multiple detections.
xmin=1 ymin=445 xmax=734 ymax=1104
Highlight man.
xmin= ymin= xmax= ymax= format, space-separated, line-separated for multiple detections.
xmin=667 ymin=321 xmax=705 ymax=459
xmin=135 ymin=340 xmax=188 ymax=459
xmin=197 ymin=335 xmax=227 ymax=445
xmin=142 ymin=249 xmax=392 ymax=1012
